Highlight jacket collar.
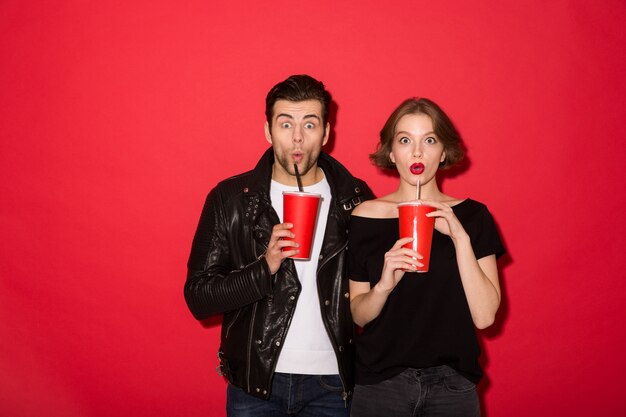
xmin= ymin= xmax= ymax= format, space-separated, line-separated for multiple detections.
xmin=246 ymin=148 xmax=366 ymax=209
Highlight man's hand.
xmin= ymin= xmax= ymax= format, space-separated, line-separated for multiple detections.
xmin=264 ymin=223 xmax=299 ymax=274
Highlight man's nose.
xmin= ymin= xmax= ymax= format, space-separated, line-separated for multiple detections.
xmin=292 ymin=126 xmax=304 ymax=143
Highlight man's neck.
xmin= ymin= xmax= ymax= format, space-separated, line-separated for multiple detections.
xmin=271 ymin=165 xmax=324 ymax=187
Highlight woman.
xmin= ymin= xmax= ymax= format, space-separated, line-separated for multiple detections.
xmin=348 ymin=98 xmax=505 ymax=417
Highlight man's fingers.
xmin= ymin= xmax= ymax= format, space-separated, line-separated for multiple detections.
xmin=269 ymin=225 xmax=296 ymax=244
xmin=280 ymin=248 xmax=299 ymax=258
xmin=275 ymin=239 xmax=299 ymax=250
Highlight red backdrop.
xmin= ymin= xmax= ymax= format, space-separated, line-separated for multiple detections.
xmin=1 ymin=1 xmax=625 ymax=416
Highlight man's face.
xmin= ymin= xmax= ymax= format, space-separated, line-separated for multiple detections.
xmin=265 ymin=99 xmax=329 ymax=185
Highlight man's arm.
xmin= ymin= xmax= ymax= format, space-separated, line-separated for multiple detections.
xmin=184 ymin=187 xmax=274 ymax=320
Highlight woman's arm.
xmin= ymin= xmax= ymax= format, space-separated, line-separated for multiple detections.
xmin=423 ymin=200 xmax=501 ymax=329
xmin=453 ymin=236 xmax=501 ymax=328
xmin=349 ymin=236 xmax=418 ymax=327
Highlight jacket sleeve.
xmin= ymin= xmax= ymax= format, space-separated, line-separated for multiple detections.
xmin=184 ymin=187 xmax=273 ymax=320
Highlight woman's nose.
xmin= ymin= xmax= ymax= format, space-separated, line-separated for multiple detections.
xmin=412 ymin=144 xmax=422 ymax=157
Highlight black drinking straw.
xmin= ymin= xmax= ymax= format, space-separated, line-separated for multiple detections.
xmin=294 ymin=164 xmax=304 ymax=192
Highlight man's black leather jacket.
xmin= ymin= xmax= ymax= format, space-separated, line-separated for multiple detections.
xmin=184 ymin=148 xmax=374 ymax=401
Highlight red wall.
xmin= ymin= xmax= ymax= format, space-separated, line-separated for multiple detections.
xmin=1 ymin=1 xmax=625 ymax=416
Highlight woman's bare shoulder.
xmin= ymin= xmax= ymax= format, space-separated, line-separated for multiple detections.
xmin=352 ymin=197 xmax=399 ymax=218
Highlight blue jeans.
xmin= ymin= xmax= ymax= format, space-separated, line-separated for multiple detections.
xmin=350 ymin=365 xmax=480 ymax=417
xmin=227 ymin=373 xmax=349 ymax=417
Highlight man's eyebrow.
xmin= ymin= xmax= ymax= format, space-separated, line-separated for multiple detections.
xmin=275 ymin=113 xmax=321 ymax=121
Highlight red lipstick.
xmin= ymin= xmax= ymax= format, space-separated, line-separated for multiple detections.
xmin=410 ymin=163 xmax=424 ymax=175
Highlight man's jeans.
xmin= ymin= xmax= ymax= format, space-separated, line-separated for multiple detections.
xmin=227 ymin=373 xmax=349 ymax=417
xmin=350 ymin=365 xmax=480 ymax=417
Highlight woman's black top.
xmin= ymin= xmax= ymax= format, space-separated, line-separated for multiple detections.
xmin=348 ymin=199 xmax=505 ymax=385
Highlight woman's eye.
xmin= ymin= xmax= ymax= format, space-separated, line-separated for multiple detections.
xmin=425 ymin=136 xmax=437 ymax=144
xmin=399 ymin=137 xmax=411 ymax=144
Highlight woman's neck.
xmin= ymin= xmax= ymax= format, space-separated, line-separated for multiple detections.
xmin=393 ymin=180 xmax=444 ymax=202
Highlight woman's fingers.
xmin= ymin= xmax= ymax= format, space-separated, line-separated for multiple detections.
xmin=387 ymin=239 xmax=422 ymax=260
xmin=392 ymin=236 xmax=415 ymax=249
xmin=379 ymin=241 xmax=425 ymax=291
xmin=384 ymin=249 xmax=423 ymax=268
xmin=417 ymin=199 xmax=467 ymax=238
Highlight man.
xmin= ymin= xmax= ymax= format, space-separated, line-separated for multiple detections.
xmin=184 ymin=74 xmax=374 ymax=416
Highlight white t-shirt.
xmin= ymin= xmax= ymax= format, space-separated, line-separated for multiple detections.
xmin=270 ymin=174 xmax=338 ymax=375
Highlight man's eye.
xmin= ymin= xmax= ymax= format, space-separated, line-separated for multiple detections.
xmin=281 ymin=122 xmax=292 ymax=128
xmin=304 ymin=122 xmax=315 ymax=129
xmin=399 ymin=137 xmax=411 ymax=144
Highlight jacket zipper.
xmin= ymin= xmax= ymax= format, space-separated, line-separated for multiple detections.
xmin=249 ymin=212 xmax=277 ymax=396
xmin=317 ymin=238 xmax=350 ymax=403
xmin=246 ymin=302 xmax=258 ymax=393
xmin=317 ymin=200 xmax=350 ymax=272
xmin=224 ymin=309 xmax=241 ymax=339
xmin=317 ymin=239 xmax=347 ymax=273
xmin=316 ymin=202 xmax=355 ymax=402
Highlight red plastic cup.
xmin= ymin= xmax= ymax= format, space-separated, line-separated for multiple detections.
xmin=398 ymin=202 xmax=436 ymax=272
xmin=282 ymin=191 xmax=321 ymax=260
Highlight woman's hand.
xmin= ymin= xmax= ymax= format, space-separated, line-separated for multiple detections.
xmin=376 ymin=237 xmax=421 ymax=293
xmin=420 ymin=200 xmax=468 ymax=242
xmin=350 ymin=237 xmax=421 ymax=327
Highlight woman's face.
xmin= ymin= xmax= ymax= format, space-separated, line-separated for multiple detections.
xmin=390 ymin=113 xmax=446 ymax=186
